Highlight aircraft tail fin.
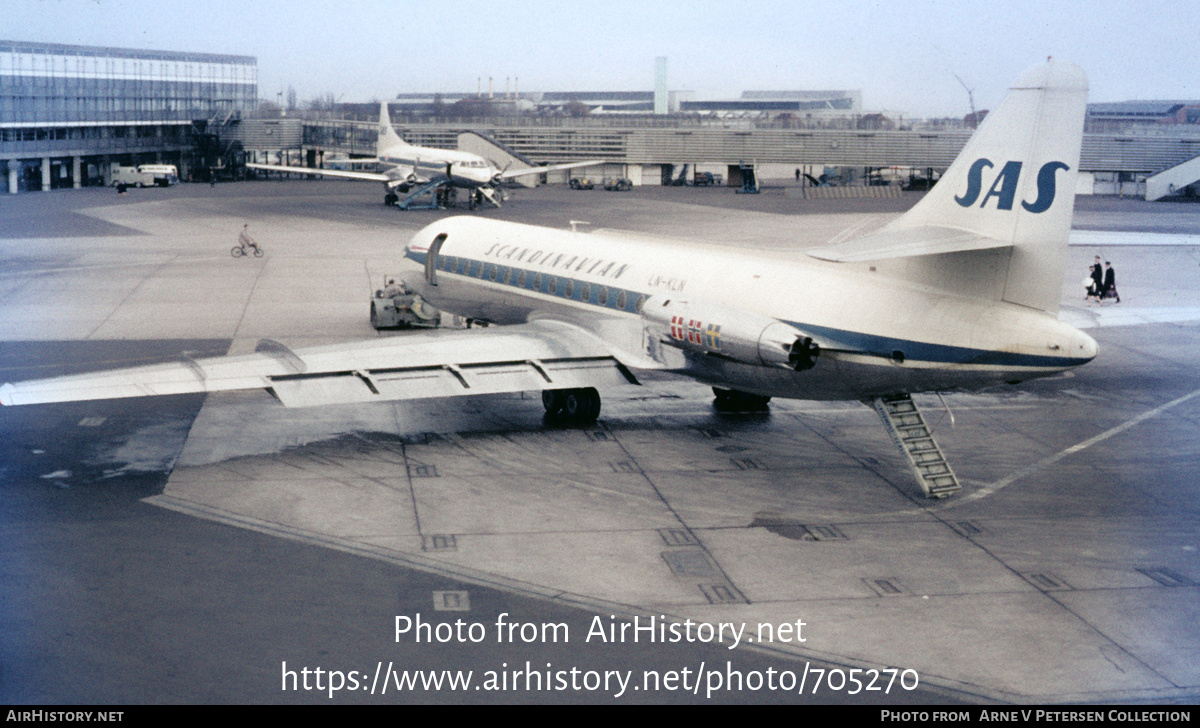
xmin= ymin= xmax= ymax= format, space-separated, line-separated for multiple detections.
xmin=890 ymin=60 xmax=1087 ymax=313
xmin=378 ymin=102 xmax=407 ymax=153
xmin=811 ymin=61 xmax=1087 ymax=314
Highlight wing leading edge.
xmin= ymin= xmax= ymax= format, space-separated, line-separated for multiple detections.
xmin=243 ymin=163 xmax=391 ymax=182
xmin=498 ymin=160 xmax=604 ymax=180
xmin=0 ymin=321 xmax=638 ymax=408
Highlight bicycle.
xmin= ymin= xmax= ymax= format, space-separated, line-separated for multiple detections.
xmin=231 ymin=244 xmax=264 ymax=258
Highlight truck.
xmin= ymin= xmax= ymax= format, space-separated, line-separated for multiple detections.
xmin=370 ymin=278 xmax=440 ymax=329
xmin=110 ymin=164 xmax=179 ymax=188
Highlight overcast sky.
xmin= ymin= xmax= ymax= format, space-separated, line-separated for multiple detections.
xmin=8 ymin=0 xmax=1199 ymax=117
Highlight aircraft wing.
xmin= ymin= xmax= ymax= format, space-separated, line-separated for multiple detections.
xmin=0 ymin=320 xmax=639 ymax=408
xmin=499 ymin=160 xmax=605 ymax=180
xmin=245 ymin=162 xmax=391 ymax=183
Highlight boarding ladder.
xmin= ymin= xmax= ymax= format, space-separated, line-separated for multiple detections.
xmin=736 ymin=160 xmax=759 ymax=194
xmin=1145 ymin=153 xmax=1200 ymax=201
xmin=395 ymin=179 xmax=446 ymax=210
xmin=872 ymin=394 xmax=960 ymax=498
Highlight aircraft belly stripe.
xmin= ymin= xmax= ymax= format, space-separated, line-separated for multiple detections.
xmin=405 ymin=248 xmax=1089 ymax=370
xmin=791 ymin=322 xmax=1087 ymax=369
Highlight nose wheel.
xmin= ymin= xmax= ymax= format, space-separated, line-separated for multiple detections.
xmin=542 ymin=387 xmax=601 ymax=423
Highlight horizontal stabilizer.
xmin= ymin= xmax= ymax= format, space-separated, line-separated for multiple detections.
xmin=805 ymin=225 xmax=1012 ymax=262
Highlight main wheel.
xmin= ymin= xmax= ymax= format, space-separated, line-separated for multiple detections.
xmin=542 ymin=389 xmax=565 ymax=414
xmin=562 ymin=387 xmax=601 ymax=423
xmin=713 ymin=387 xmax=771 ymax=412
xmin=543 ymin=388 xmax=601 ymax=423
xmin=231 ymin=246 xmax=245 ymax=257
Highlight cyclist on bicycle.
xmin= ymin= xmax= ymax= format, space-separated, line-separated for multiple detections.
xmin=237 ymin=224 xmax=261 ymax=256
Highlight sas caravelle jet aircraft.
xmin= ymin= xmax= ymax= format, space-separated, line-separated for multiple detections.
xmin=1 ymin=62 xmax=1100 ymax=498
xmin=246 ymin=103 xmax=601 ymax=209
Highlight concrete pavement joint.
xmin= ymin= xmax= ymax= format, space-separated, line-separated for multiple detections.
xmin=950 ymin=386 xmax=1200 ymax=507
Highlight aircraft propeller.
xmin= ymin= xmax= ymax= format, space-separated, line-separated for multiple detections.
xmin=492 ymin=161 xmax=511 ymax=186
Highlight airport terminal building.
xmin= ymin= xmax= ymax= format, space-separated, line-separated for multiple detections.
xmin=0 ymin=39 xmax=257 ymax=192
xmin=4 ymin=39 xmax=1200 ymax=199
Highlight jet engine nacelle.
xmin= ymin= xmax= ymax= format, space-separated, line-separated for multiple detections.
xmin=640 ymin=296 xmax=820 ymax=371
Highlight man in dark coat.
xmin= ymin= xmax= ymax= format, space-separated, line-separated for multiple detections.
xmin=1088 ymin=256 xmax=1104 ymax=302
xmin=1103 ymin=261 xmax=1119 ymax=302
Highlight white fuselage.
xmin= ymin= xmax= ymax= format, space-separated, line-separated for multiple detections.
xmin=379 ymin=143 xmax=498 ymax=189
xmin=401 ymin=217 xmax=1097 ymax=401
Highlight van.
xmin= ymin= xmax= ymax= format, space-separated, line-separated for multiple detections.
xmin=110 ymin=164 xmax=178 ymax=188
xmin=137 ymin=164 xmax=179 ymax=187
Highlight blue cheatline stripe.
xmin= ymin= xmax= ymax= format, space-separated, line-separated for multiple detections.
xmin=406 ymin=249 xmax=1091 ymax=369
xmin=792 ymin=322 xmax=1089 ymax=369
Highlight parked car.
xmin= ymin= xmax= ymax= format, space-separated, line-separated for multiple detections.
xmin=693 ymin=171 xmax=722 ymax=186
xmin=603 ymin=177 xmax=632 ymax=191
xmin=569 ymin=177 xmax=594 ymax=190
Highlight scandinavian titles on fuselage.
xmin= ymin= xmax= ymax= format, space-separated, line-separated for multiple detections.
xmin=482 ymin=242 xmax=630 ymax=280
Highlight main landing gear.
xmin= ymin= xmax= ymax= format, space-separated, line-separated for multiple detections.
xmin=542 ymin=387 xmax=601 ymax=423
xmin=712 ymin=387 xmax=771 ymax=412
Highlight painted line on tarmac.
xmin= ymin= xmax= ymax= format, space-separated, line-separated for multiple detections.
xmin=948 ymin=386 xmax=1200 ymax=507
xmin=0 ymin=254 xmax=233 ymax=278
xmin=1070 ymin=231 xmax=1200 ymax=247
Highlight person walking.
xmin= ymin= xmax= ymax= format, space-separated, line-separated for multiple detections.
xmin=1103 ymin=261 xmax=1120 ymax=303
xmin=1087 ymin=256 xmax=1104 ymax=303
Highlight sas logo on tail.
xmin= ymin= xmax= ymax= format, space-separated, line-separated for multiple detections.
xmin=954 ymin=159 xmax=1069 ymax=213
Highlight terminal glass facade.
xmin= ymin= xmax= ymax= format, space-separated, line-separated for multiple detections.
xmin=0 ymin=41 xmax=256 ymax=125
xmin=1 ymin=40 xmax=257 ymax=191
